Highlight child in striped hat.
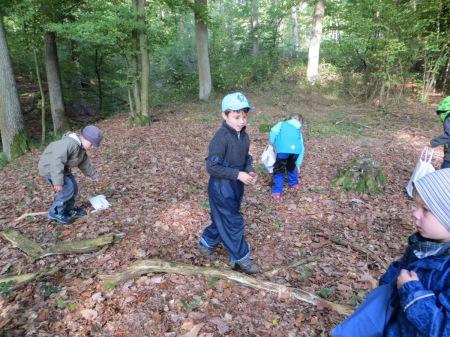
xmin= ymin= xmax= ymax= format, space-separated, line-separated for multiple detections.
xmin=332 ymin=169 xmax=450 ymax=337
xmin=375 ymin=169 xmax=450 ymax=336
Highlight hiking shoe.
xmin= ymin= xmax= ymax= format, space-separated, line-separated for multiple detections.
xmin=271 ymin=193 xmax=281 ymax=201
xmin=291 ymin=184 xmax=300 ymax=190
xmin=48 ymin=210 xmax=74 ymax=224
xmin=197 ymin=242 xmax=215 ymax=260
xmin=235 ymin=258 xmax=259 ymax=274
xmin=64 ymin=208 xmax=87 ymax=216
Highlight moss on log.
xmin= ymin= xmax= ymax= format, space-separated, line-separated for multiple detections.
xmin=332 ymin=158 xmax=386 ymax=194
xmin=2 ymin=228 xmax=114 ymax=260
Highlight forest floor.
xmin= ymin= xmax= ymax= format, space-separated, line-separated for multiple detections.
xmin=0 ymin=88 xmax=446 ymax=336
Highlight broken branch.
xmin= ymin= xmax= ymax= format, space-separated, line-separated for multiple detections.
xmin=98 ymin=259 xmax=354 ymax=316
xmin=2 ymin=228 xmax=114 ymax=260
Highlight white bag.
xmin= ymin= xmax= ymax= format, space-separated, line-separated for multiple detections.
xmin=261 ymin=145 xmax=276 ymax=173
xmin=406 ymin=147 xmax=435 ymax=197
xmin=89 ymin=195 xmax=112 ymax=213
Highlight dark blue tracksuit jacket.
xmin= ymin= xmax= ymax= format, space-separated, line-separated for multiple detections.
xmin=200 ymin=121 xmax=255 ymax=262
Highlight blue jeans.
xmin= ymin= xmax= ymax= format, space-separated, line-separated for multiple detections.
xmin=441 ymin=160 xmax=450 ymax=169
xmin=45 ymin=171 xmax=78 ymax=214
xmin=272 ymin=153 xmax=299 ymax=194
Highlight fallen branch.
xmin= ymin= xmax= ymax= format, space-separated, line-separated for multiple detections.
xmin=2 ymin=228 xmax=114 ymax=260
xmin=13 ymin=212 xmax=48 ymax=223
xmin=321 ymin=234 xmax=389 ymax=269
xmin=263 ymin=256 xmax=320 ymax=274
xmin=98 ymin=259 xmax=354 ymax=316
xmin=0 ymin=266 xmax=60 ymax=288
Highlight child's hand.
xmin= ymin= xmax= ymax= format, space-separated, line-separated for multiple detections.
xmin=249 ymin=172 xmax=258 ymax=184
xmin=397 ymin=269 xmax=419 ymax=289
xmin=238 ymin=172 xmax=256 ymax=185
xmin=296 ymin=167 xmax=301 ymax=175
xmin=54 ymin=185 xmax=63 ymax=193
xmin=95 ymin=176 xmax=102 ymax=183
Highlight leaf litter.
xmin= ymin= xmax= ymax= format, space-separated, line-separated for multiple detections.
xmin=0 ymin=94 xmax=445 ymax=336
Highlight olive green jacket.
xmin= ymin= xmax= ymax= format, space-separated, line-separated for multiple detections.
xmin=38 ymin=132 xmax=99 ymax=185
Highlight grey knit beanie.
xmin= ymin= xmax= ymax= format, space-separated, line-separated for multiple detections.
xmin=414 ymin=169 xmax=450 ymax=230
xmin=81 ymin=126 xmax=103 ymax=148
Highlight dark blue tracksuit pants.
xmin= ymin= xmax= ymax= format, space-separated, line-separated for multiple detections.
xmin=200 ymin=165 xmax=250 ymax=263
xmin=272 ymin=153 xmax=299 ymax=194
xmin=45 ymin=171 xmax=78 ymax=214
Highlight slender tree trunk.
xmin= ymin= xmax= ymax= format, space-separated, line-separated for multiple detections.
xmin=307 ymin=0 xmax=325 ymax=85
xmin=195 ymin=0 xmax=212 ymax=101
xmin=33 ymin=49 xmax=46 ymax=145
xmin=71 ymin=39 xmax=82 ymax=91
xmin=292 ymin=5 xmax=299 ymax=54
xmin=0 ymin=12 xmax=29 ymax=162
xmin=123 ymin=55 xmax=135 ymax=121
xmin=94 ymin=50 xmax=103 ymax=113
xmin=137 ymin=0 xmax=150 ymax=120
xmin=252 ymin=0 xmax=259 ymax=57
xmin=44 ymin=32 xmax=71 ymax=134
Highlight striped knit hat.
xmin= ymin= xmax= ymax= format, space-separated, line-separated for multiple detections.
xmin=414 ymin=169 xmax=450 ymax=231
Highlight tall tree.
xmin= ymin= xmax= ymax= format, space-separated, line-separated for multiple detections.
xmin=136 ymin=0 xmax=151 ymax=121
xmin=291 ymin=4 xmax=299 ymax=53
xmin=44 ymin=31 xmax=71 ymax=134
xmin=252 ymin=0 xmax=259 ymax=57
xmin=195 ymin=0 xmax=212 ymax=101
xmin=0 ymin=12 xmax=30 ymax=162
xmin=307 ymin=0 xmax=325 ymax=84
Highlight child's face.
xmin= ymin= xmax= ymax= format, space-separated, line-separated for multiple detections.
xmin=81 ymin=136 xmax=94 ymax=150
xmin=222 ymin=110 xmax=248 ymax=133
xmin=413 ymin=197 xmax=450 ymax=243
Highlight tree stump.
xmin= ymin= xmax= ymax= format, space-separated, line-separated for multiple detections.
xmin=332 ymin=158 xmax=386 ymax=194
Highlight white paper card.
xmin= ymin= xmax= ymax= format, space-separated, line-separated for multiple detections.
xmin=89 ymin=195 xmax=111 ymax=213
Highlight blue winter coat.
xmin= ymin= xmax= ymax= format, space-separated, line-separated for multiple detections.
xmin=379 ymin=234 xmax=450 ymax=336
xmin=269 ymin=119 xmax=304 ymax=167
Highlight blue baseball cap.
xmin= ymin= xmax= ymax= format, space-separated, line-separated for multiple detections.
xmin=221 ymin=92 xmax=253 ymax=112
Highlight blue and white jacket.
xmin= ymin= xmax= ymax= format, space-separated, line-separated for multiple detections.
xmin=269 ymin=119 xmax=304 ymax=167
xmin=379 ymin=233 xmax=450 ymax=336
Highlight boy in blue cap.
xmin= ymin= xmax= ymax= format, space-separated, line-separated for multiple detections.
xmin=197 ymin=92 xmax=258 ymax=274
xmin=39 ymin=125 xmax=103 ymax=224
xmin=430 ymin=96 xmax=450 ymax=169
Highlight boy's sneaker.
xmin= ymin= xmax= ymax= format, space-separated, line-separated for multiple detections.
xmin=197 ymin=242 xmax=215 ymax=260
xmin=48 ymin=210 xmax=74 ymax=224
xmin=271 ymin=193 xmax=281 ymax=201
xmin=235 ymin=258 xmax=259 ymax=274
xmin=64 ymin=208 xmax=87 ymax=216
xmin=291 ymin=184 xmax=300 ymax=190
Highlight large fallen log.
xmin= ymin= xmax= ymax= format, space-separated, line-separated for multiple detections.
xmin=98 ymin=259 xmax=354 ymax=316
xmin=2 ymin=228 xmax=114 ymax=260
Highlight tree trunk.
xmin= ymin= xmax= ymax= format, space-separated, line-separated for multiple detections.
xmin=195 ymin=0 xmax=212 ymax=101
xmin=33 ymin=49 xmax=46 ymax=145
xmin=0 ymin=11 xmax=29 ymax=162
xmin=252 ymin=0 xmax=259 ymax=57
xmin=307 ymin=0 xmax=325 ymax=85
xmin=131 ymin=0 xmax=141 ymax=120
xmin=292 ymin=5 xmax=299 ymax=53
xmin=137 ymin=0 xmax=150 ymax=121
xmin=44 ymin=32 xmax=71 ymax=135
xmin=94 ymin=49 xmax=104 ymax=113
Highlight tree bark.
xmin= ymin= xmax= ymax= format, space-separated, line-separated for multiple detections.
xmin=33 ymin=49 xmax=46 ymax=145
xmin=131 ymin=0 xmax=141 ymax=120
xmin=0 ymin=11 xmax=30 ymax=162
xmin=291 ymin=5 xmax=299 ymax=53
xmin=44 ymin=32 xmax=71 ymax=135
xmin=307 ymin=0 xmax=325 ymax=85
xmin=252 ymin=0 xmax=259 ymax=57
xmin=137 ymin=0 xmax=150 ymax=120
xmin=195 ymin=0 xmax=212 ymax=101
